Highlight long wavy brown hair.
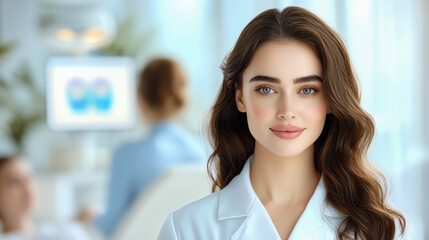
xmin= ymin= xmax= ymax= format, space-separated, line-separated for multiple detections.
xmin=207 ymin=6 xmax=406 ymax=239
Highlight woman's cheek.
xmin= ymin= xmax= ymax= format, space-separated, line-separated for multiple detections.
xmin=300 ymin=98 xmax=327 ymax=124
xmin=247 ymin=97 xmax=274 ymax=122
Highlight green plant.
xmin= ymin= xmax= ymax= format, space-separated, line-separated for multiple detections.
xmin=0 ymin=43 xmax=45 ymax=151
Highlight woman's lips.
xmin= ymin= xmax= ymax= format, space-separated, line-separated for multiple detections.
xmin=270 ymin=125 xmax=304 ymax=139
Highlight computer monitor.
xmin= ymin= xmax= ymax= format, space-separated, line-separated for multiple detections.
xmin=46 ymin=56 xmax=136 ymax=131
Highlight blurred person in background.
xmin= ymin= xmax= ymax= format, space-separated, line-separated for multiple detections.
xmin=77 ymin=58 xmax=206 ymax=238
xmin=0 ymin=156 xmax=91 ymax=240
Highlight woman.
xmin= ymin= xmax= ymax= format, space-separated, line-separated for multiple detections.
xmin=86 ymin=58 xmax=206 ymax=238
xmin=0 ymin=156 xmax=90 ymax=240
xmin=158 ymin=7 xmax=407 ymax=240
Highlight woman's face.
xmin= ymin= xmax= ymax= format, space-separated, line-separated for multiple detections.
xmin=0 ymin=158 xmax=37 ymax=220
xmin=236 ymin=39 xmax=328 ymax=157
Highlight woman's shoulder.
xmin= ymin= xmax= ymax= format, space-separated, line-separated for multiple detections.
xmin=159 ymin=188 xmax=249 ymax=240
xmin=172 ymin=190 xmax=221 ymax=222
xmin=158 ymin=191 xmax=224 ymax=239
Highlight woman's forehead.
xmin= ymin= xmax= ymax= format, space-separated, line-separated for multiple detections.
xmin=243 ymin=39 xmax=322 ymax=83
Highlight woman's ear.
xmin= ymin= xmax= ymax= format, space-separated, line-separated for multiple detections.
xmin=235 ymin=83 xmax=246 ymax=112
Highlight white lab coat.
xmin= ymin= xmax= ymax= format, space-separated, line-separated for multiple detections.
xmin=158 ymin=155 xmax=409 ymax=240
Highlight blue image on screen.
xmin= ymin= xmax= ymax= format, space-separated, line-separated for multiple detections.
xmin=92 ymin=77 xmax=113 ymax=112
xmin=46 ymin=56 xmax=135 ymax=131
xmin=66 ymin=78 xmax=90 ymax=113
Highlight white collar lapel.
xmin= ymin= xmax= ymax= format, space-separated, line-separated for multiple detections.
xmin=217 ymin=155 xmax=342 ymax=240
xmin=231 ymin=197 xmax=282 ymax=240
xmin=288 ymin=177 xmax=336 ymax=239
xmin=218 ymin=155 xmax=281 ymax=240
xmin=217 ymin=156 xmax=256 ymax=220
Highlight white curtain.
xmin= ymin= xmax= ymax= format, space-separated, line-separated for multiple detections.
xmin=340 ymin=0 xmax=427 ymax=238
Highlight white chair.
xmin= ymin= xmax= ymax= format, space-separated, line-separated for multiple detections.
xmin=111 ymin=165 xmax=212 ymax=240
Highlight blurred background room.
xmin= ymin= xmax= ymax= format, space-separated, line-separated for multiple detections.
xmin=0 ymin=0 xmax=427 ymax=239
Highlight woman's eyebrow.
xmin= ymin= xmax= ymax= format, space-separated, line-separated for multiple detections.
xmin=249 ymin=75 xmax=280 ymax=83
xmin=293 ymin=75 xmax=322 ymax=84
xmin=249 ymin=74 xmax=322 ymax=84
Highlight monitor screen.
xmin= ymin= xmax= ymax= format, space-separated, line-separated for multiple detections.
xmin=46 ymin=56 xmax=136 ymax=131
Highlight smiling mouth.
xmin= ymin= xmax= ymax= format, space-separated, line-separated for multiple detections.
xmin=270 ymin=128 xmax=304 ymax=139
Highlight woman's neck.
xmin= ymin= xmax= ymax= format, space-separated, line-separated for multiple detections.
xmin=2 ymin=216 xmax=34 ymax=234
xmin=250 ymin=142 xmax=320 ymax=205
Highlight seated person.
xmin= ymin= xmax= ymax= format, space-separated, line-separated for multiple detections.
xmin=0 ymin=155 xmax=91 ymax=240
xmin=78 ymin=58 xmax=206 ymax=238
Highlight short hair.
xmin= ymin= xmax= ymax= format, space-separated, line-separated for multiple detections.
xmin=138 ymin=58 xmax=187 ymax=114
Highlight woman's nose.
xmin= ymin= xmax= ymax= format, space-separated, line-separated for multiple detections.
xmin=276 ymin=92 xmax=296 ymax=120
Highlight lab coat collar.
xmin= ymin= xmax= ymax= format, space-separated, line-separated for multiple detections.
xmin=218 ymin=155 xmax=342 ymax=240
xmin=217 ymin=155 xmax=257 ymax=220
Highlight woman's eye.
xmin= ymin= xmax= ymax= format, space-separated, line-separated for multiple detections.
xmin=300 ymin=88 xmax=316 ymax=95
xmin=258 ymin=87 xmax=274 ymax=94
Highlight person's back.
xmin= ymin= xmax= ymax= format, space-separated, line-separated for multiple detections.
xmin=109 ymin=120 xmax=205 ymax=213
xmin=89 ymin=58 xmax=206 ymax=238
xmin=128 ymin=121 xmax=205 ymax=191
